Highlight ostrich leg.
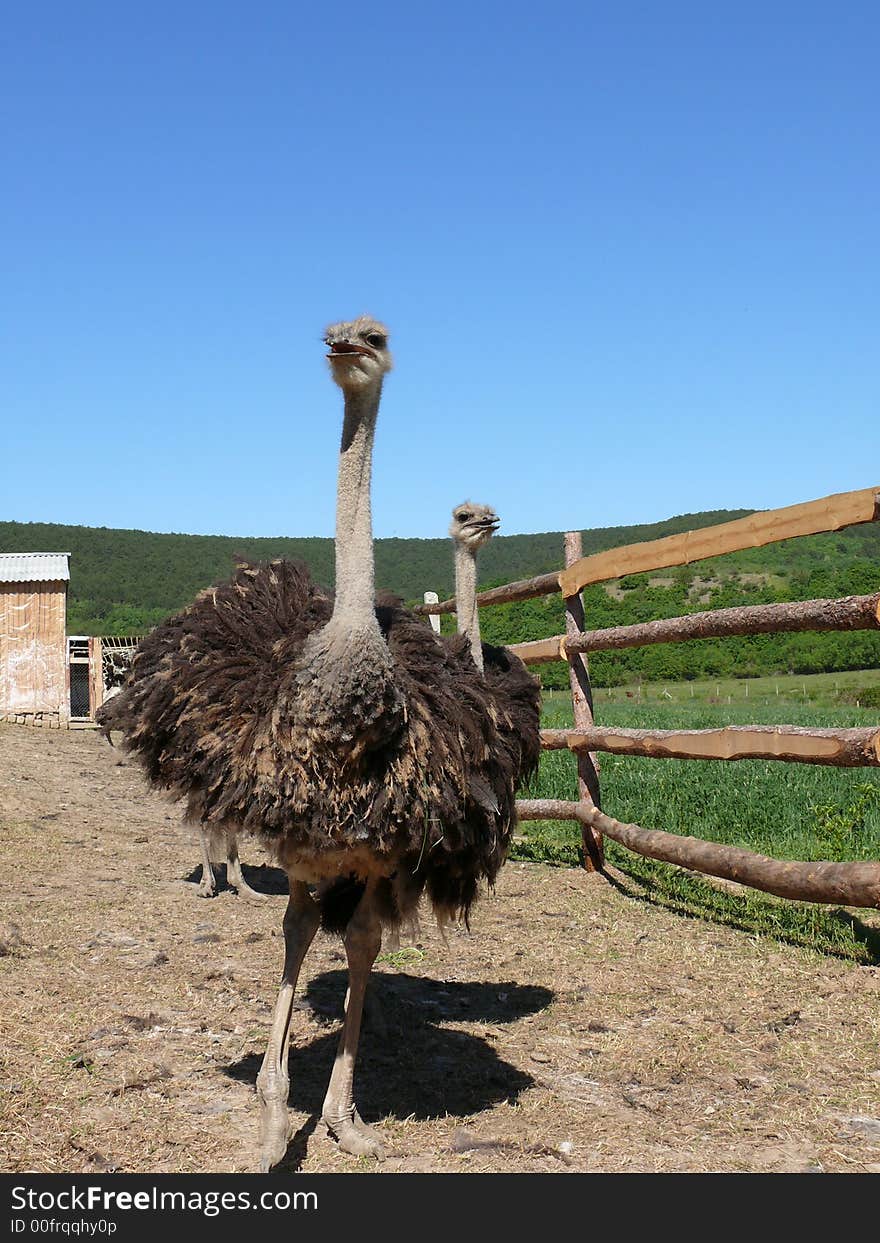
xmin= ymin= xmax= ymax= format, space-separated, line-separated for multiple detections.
xmin=225 ymin=829 xmax=268 ymax=901
xmin=321 ymin=878 xmax=386 ymax=1160
xmin=257 ymin=880 xmax=320 ymax=1171
xmin=196 ymin=823 xmax=217 ymax=897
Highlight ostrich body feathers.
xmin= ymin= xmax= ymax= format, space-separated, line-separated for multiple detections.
xmin=98 ymin=558 xmax=541 ymax=923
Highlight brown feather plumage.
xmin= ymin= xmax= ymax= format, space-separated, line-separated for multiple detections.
xmin=97 ymin=558 xmax=540 ymax=926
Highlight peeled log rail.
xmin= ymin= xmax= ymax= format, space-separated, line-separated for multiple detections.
xmin=559 ymin=486 xmax=880 ymax=598
xmin=416 ymin=568 xmax=560 ymax=617
xmin=507 ymin=635 xmax=565 ymax=664
xmin=417 ymin=486 xmax=879 ymax=618
xmin=507 ymin=593 xmax=880 ymax=664
xmin=515 ymin=799 xmax=880 ymax=909
xmin=540 ymin=724 xmax=880 ymax=767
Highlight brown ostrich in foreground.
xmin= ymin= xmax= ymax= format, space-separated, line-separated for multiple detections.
xmin=97 ymin=316 xmax=540 ymax=1170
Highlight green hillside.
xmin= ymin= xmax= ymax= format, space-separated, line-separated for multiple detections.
xmin=0 ymin=508 xmax=756 ymax=630
xmin=2 ymin=511 xmax=878 ymax=687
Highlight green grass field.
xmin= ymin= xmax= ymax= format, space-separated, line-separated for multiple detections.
xmin=514 ymin=672 xmax=880 ymax=963
xmin=593 ymin=665 xmax=880 ymax=707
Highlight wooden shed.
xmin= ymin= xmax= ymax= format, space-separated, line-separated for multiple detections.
xmin=0 ymin=552 xmax=70 ymax=727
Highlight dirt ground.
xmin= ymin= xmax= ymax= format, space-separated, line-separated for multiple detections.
xmin=2 ymin=722 xmax=879 ymax=1175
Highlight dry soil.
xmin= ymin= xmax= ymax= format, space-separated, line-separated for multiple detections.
xmin=2 ymin=724 xmax=879 ymax=1174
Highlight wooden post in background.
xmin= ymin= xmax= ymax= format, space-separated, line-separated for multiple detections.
xmin=423 ymin=591 xmax=441 ymax=634
xmin=564 ymin=531 xmax=604 ymax=870
xmin=88 ymin=637 xmax=104 ymax=718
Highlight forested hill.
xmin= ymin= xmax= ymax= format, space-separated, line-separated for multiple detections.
xmin=2 ymin=511 xmax=879 ymax=689
xmin=2 ymin=508 xmax=757 ymax=632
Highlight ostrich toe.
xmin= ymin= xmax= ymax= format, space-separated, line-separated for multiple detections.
xmin=257 ymin=1084 xmax=291 ymax=1171
xmin=226 ymin=837 xmax=268 ymax=900
xmin=324 ymin=1111 xmax=386 ymax=1161
xmin=196 ymin=869 xmax=217 ymax=898
xmin=226 ymin=861 xmax=268 ymax=901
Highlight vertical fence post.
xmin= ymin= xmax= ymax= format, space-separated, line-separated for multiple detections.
xmin=563 ymin=531 xmax=604 ymax=870
xmin=423 ymin=591 xmax=441 ymax=634
xmin=88 ymin=636 xmax=104 ymax=719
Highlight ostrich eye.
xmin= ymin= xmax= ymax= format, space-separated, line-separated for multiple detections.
xmin=364 ymin=333 xmax=386 ymax=349
xmin=458 ymin=511 xmax=472 ymax=523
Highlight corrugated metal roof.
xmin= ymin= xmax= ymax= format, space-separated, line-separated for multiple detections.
xmin=0 ymin=553 xmax=71 ymax=583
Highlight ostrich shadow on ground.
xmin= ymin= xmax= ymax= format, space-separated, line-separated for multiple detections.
xmin=223 ymin=971 xmax=553 ymax=1170
xmin=182 ymin=862 xmax=289 ymax=896
xmin=602 ymin=860 xmax=880 ymax=964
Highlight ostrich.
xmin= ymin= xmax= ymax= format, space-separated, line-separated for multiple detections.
xmin=96 ymin=316 xmax=541 ymax=1170
xmin=194 ymin=823 xmax=265 ymax=900
xmin=102 ymin=633 xmax=266 ymax=902
xmin=449 ymin=501 xmax=500 ymax=672
xmin=449 ymin=501 xmax=542 ymax=822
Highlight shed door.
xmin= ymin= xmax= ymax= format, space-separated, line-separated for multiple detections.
xmin=68 ymin=638 xmax=91 ymax=718
xmin=69 ymin=663 xmax=90 ymax=717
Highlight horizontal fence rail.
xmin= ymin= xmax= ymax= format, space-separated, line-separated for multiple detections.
xmin=508 ymin=592 xmax=880 ymax=664
xmin=417 ymin=485 xmax=880 ymax=617
xmin=540 ymin=724 xmax=880 ymax=767
xmin=516 ymin=800 xmax=880 ymax=909
xmin=416 ymin=569 xmax=560 ymax=617
xmin=559 ymin=486 xmax=880 ymax=597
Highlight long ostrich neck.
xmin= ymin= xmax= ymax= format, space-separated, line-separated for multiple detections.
xmin=455 ymin=541 xmax=483 ymax=672
xmin=294 ymin=373 xmax=399 ymax=744
xmin=331 ymin=382 xmax=382 ymax=628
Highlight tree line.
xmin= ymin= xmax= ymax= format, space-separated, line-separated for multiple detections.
xmin=1 ymin=512 xmax=877 ymax=685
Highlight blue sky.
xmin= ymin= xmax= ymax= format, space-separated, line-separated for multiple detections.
xmin=3 ymin=2 xmax=878 ymax=541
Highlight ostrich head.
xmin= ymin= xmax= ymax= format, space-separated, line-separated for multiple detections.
xmin=325 ymin=316 xmax=393 ymax=391
xmin=449 ymin=502 xmax=500 ymax=552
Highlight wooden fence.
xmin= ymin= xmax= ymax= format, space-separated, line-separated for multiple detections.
xmin=419 ymin=485 xmax=880 ymax=909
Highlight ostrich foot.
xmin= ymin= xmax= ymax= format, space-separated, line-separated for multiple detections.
xmin=257 ymin=1081 xmax=291 ymax=1171
xmin=195 ymin=831 xmax=217 ymax=897
xmin=324 ymin=1109 xmax=386 ymax=1161
xmin=196 ymin=871 xmax=216 ymax=898
xmin=227 ymin=850 xmax=268 ymax=901
xmin=228 ymin=874 xmax=268 ymax=902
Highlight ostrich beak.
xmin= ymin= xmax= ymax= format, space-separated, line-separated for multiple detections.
xmin=327 ymin=341 xmax=375 ymax=360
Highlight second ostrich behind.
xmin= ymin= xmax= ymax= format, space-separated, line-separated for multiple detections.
xmin=449 ymin=501 xmax=499 ymax=672
xmin=449 ymin=501 xmax=541 ymax=811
